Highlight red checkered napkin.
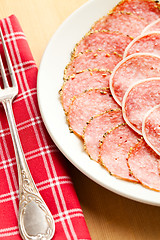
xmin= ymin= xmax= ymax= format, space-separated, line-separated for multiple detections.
xmin=0 ymin=15 xmax=91 ymax=240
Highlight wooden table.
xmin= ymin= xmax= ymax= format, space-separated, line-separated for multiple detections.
xmin=1 ymin=0 xmax=160 ymax=239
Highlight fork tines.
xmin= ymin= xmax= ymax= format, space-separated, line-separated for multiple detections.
xmin=0 ymin=27 xmax=17 ymax=88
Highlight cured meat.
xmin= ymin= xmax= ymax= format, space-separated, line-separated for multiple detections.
xmin=73 ymin=30 xmax=132 ymax=57
xmin=83 ymin=109 xmax=124 ymax=161
xmin=123 ymin=32 xmax=160 ymax=58
xmin=128 ymin=139 xmax=160 ymax=191
xmin=122 ymin=78 xmax=160 ymax=135
xmin=110 ymin=53 xmax=160 ymax=106
xmin=99 ymin=123 xmax=139 ymax=181
xmin=111 ymin=0 xmax=160 ymax=23
xmin=92 ymin=11 xmax=147 ymax=38
xmin=142 ymin=18 xmax=160 ymax=34
xmin=142 ymin=104 xmax=160 ymax=156
xmin=64 ymin=50 xmax=122 ymax=78
xmin=60 ymin=0 xmax=160 ymax=192
xmin=67 ymin=88 xmax=119 ymax=137
xmin=60 ymin=69 xmax=110 ymax=113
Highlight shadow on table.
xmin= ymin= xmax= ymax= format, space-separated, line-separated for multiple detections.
xmin=69 ymin=163 xmax=160 ymax=240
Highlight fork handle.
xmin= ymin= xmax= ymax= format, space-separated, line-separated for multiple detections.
xmin=2 ymin=99 xmax=55 ymax=240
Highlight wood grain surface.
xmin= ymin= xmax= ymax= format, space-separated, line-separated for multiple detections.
xmin=1 ymin=0 xmax=160 ymax=239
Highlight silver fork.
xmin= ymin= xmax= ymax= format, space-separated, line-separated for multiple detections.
xmin=0 ymin=28 xmax=55 ymax=240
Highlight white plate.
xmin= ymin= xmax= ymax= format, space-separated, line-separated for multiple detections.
xmin=37 ymin=0 xmax=160 ymax=206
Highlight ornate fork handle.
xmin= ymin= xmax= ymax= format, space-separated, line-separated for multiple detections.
xmin=3 ymin=99 xmax=55 ymax=240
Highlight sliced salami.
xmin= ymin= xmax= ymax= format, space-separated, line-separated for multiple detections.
xmin=60 ymin=69 xmax=110 ymax=113
xmin=99 ymin=123 xmax=140 ymax=181
xmin=142 ymin=18 xmax=160 ymax=34
xmin=128 ymin=139 xmax=160 ymax=191
xmin=64 ymin=50 xmax=121 ymax=78
xmin=73 ymin=30 xmax=132 ymax=57
xmin=124 ymin=31 xmax=160 ymax=58
xmin=111 ymin=0 xmax=160 ymax=23
xmin=67 ymin=88 xmax=119 ymax=137
xmin=92 ymin=11 xmax=147 ymax=38
xmin=122 ymin=78 xmax=160 ymax=135
xmin=110 ymin=53 xmax=160 ymax=106
xmin=83 ymin=109 xmax=124 ymax=161
xmin=142 ymin=104 xmax=160 ymax=156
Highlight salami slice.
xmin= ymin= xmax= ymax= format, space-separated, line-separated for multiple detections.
xmin=60 ymin=69 xmax=110 ymax=113
xmin=99 ymin=123 xmax=139 ymax=181
xmin=142 ymin=104 xmax=160 ymax=156
xmin=122 ymin=78 xmax=160 ymax=135
xmin=83 ymin=109 xmax=124 ymax=161
xmin=92 ymin=12 xmax=147 ymax=38
xmin=142 ymin=18 xmax=160 ymax=34
xmin=110 ymin=53 xmax=160 ymax=106
xmin=111 ymin=0 xmax=160 ymax=24
xmin=128 ymin=139 xmax=160 ymax=191
xmin=64 ymin=50 xmax=121 ymax=78
xmin=73 ymin=30 xmax=132 ymax=57
xmin=123 ymin=32 xmax=160 ymax=58
xmin=67 ymin=88 xmax=119 ymax=137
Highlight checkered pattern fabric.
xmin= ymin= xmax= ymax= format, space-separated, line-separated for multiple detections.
xmin=0 ymin=15 xmax=91 ymax=240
